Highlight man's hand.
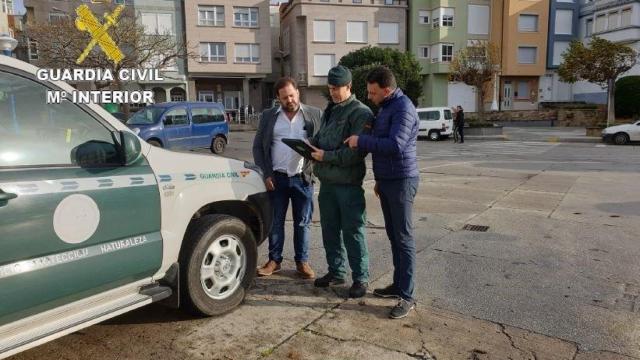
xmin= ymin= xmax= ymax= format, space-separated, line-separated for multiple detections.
xmin=344 ymin=135 xmax=359 ymax=149
xmin=265 ymin=177 xmax=275 ymax=191
xmin=307 ymin=142 xmax=324 ymax=162
xmin=374 ymin=181 xmax=380 ymax=198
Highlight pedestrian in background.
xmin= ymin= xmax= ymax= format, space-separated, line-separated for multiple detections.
xmin=344 ymin=66 xmax=420 ymax=319
xmin=456 ymin=105 xmax=465 ymax=144
xmin=452 ymin=107 xmax=460 ymax=143
xmin=252 ymin=77 xmax=322 ymax=279
xmin=308 ymin=65 xmax=374 ymax=298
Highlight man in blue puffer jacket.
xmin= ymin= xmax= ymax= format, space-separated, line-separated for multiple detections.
xmin=344 ymin=66 xmax=419 ymax=319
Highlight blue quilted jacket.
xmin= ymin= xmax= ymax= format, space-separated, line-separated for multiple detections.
xmin=357 ymin=89 xmax=419 ymax=180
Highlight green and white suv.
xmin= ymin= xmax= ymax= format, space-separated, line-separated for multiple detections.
xmin=0 ymin=56 xmax=271 ymax=358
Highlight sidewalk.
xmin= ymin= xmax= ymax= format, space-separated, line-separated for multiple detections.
xmin=502 ymin=127 xmax=602 ymax=143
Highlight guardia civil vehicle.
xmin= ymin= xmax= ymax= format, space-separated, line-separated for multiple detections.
xmin=0 ymin=56 xmax=271 ymax=358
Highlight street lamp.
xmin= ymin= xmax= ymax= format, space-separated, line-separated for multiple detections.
xmin=0 ymin=32 xmax=18 ymax=56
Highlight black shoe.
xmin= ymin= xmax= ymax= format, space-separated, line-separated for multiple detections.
xmin=349 ymin=281 xmax=368 ymax=298
xmin=373 ymin=284 xmax=400 ymax=299
xmin=389 ymin=299 xmax=416 ymax=319
xmin=314 ymin=273 xmax=345 ymax=288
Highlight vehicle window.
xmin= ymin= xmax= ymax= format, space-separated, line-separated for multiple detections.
xmin=418 ymin=110 xmax=440 ymax=121
xmin=127 ymin=107 xmax=164 ymax=125
xmin=191 ymin=106 xmax=226 ymax=124
xmin=0 ymin=71 xmax=119 ymax=168
xmin=444 ymin=109 xmax=452 ymax=120
xmin=163 ymin=108 xmax=188 ymax=126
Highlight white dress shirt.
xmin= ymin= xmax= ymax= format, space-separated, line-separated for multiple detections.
xmin=271 ymin=108 xmax=306 ymax=176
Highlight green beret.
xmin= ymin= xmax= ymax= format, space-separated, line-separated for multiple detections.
xmin=327 ymin=65 xmax=352 ymax=86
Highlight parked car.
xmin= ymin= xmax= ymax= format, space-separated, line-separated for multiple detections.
xmin=109 ymin=111 xmax=129 ymax=123
xmin=0 ymin=55 xmax=271 ymax=359
xmin=602 ymin=121 xmax=640 ymax=145
xmin=417 ymin=107 xmax=454 ymax=141
xmin=127 ymin=102 xmax=229 ymax=154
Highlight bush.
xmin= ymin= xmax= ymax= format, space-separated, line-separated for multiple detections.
xmin=338 ymin=47 xmax=423 ymax=109
xmin=615 ymin=76 xmax=640 ymax=118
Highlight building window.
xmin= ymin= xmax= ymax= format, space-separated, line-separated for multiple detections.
xmin=28 ymin=39 xmax=38 ymax=61
xmin=384 ymin=0 xmax=395 ymax=4
xmin=608 ymin=11 xmax=620 ymax=30
xmin=282 ymin=26 xmax=291 ymax=55
xmin=621 ymin=8 xmax=632 ymax=27
xmin=353 ymin=0 xmax=362 ymax=3
xmin=200 ymin=42 xmax=226 ymax=63
xmin=418 ymin=46 xmax=429 ymax=59
xmin=378 ymin=22 xmax=399 ymax=44
xmin=199 ymin=91 xmax=215 ymax=102
xmin=516 ymin=81 xmax=530 ymax=99
xmin=555 ymin=10 xmax=573 ymax=35
xmin=553 ymin=41 xmax=570 ymax=66
xmin=432 ymin=16 xmax=440 ymax=29
xmin=518 ymin=14 xmax=538 ymax=32
xmin=586 ymin=18 xmax=593 ymax=36
xmin=313 ymin=20 xmax=335 ymax=43
xmin=234 ymin=7 xmax=258 ymax=27
xmin=235 ymin=43 xmax=260 ymax=63
xmin=595 ymin=14 xmax=606 ymax=33
xmin=419 ymin=11 xmax=430 ymax=25
xmin=314 ymin=54 xmax=335 ymax=76
xmin=141 ymin=13 xmax=174 ymax=35
xmin=468 ymin=5 xmax=489 ymax=35
xmin=442 ymin=14 xmax=454 ymax=27
xmin=518 ymin=46 xmax=537 ymax=64
xmin=347 ymin=21 xmax=367 ymax=43
xmin=199 ymin=6 xmax=224 ymax=26
xmin=49 ymin=12 xmax=67 ymax=24
xmin=441 ymin=44 xmax=453 ymax=62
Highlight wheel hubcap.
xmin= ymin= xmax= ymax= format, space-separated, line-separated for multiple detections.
xmin=200 ymin=234 xmax=246 ymax=300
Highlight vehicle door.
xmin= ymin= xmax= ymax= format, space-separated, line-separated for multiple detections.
xmin=630 ymin=121 xmax=640 ymax=141
xmin=161 ymin=106 xmax=191 ymax=149
xmin=190 ymin=105 xmax=227 ymax=149
xmin=443 ymin=109 xmax=453 ymax=132
xmin=0 ymin=67 xmax=162 ymax=326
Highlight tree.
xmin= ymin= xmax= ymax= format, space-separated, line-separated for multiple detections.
xmin=448 ymin=41 xmax=500 ymax=121
xmin=26 ymin=4 xmax=194 ymax=115
xmin=614 ymin=76 xmax=640 ymax=119
xmin=558 ymin=37 xmax=638 ymax=126
xmin=338 ymin=47 xmax=423 ymax=108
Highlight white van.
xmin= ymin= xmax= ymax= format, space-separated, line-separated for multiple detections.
xmin=417 ymin=107 xmax=454 ymax=141
xmin=0 ymin=56 xmax=271 ymax=358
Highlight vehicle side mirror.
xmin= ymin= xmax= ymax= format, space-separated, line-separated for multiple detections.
xmin=71 ymin=140 xmax=119 ymax=168
xmin=117 ymin=130 xmax=143 ymax=166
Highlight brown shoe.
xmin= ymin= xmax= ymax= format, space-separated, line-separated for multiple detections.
xmin=296 ymin=262 xmax=315 ymax=279
xmin=257 ymin=260 xmax=281 ymax=277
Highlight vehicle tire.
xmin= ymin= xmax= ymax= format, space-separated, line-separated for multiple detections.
xmin=429 ymin=130 xmax=441 ymax=141
xmin=211 ymin=136 xmax=226 ymax=154
xmin=614 ymin=132 xmax=630 ymax=145
xmin=148 ymin=139 xmax=162 ymax=148
xmin=180 ymin=214 xmax=257 ymax=316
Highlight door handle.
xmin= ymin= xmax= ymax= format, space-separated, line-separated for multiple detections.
xmin=0 ymin=191 xmax=18 ymax=202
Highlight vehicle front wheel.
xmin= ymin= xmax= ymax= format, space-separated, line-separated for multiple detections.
xmin=429 ymin=130 xmax=441 ymax=141
xmin=211 ymin=136 xmax=227 ymax=154
xmin=614 ymin=133 xmax=630 ymax=145
xmin=180 ymin=214 xmax=257 ymax=316
xmin=148 ymin=139 xmax=162 ymax=147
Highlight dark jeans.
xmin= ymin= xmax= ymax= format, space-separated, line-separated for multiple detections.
xmin=268 ymin=172 xmax=314 ymax=263
xmin=378 ymin=177 xmax=419 ymax=301
xmin=457 ymin=125 xmax=464 ymax=142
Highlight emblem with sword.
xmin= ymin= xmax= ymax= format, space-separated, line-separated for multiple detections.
xmin=75 ymin=5 xmax=125 ymax=65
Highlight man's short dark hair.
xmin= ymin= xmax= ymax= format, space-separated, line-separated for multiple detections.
xmin=274 ymin=77 xmax=298 ymax=97
xmin=366 ymin=66 xmax=397 ymax=89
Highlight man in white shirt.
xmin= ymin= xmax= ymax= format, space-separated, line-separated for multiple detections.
xmin=252 ymin=77 xmax=323 ymax=279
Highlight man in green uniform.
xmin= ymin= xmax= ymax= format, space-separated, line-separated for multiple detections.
xmin=308 ymin=65 xmax=374 ymax=298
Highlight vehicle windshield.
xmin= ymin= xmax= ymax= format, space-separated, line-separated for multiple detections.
xmin=127 ymin=107 xmax=165 ymax=125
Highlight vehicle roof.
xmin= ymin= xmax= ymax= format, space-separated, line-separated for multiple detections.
xmin=150 ymin=101 xmax=225 ymax=108
xmin=416 ymin=107 xmax=453 ymax=111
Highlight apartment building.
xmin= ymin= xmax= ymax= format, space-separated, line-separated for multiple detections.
xmin=492 ymin=0 xmax=550 ymax=110
xmin=184 ymin=0 xmax=272 ymax=113
xmin=541 ymin=0 xmax=580 ymax=103
xmin=410 ymin=0 xmax=491 ymax=111
xmin=135 ymin=0 xmax=189 ymax=103
xmin=0 ymin=0 xmax=12 ymax=35
xmin=279 ymin=0 xmax=407 ymax=108
xmin=574 ymin=0 xmax=640 ymax=103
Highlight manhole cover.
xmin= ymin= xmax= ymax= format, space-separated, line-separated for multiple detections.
xmin=462 ymin=224 xmax=490 ymax=232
